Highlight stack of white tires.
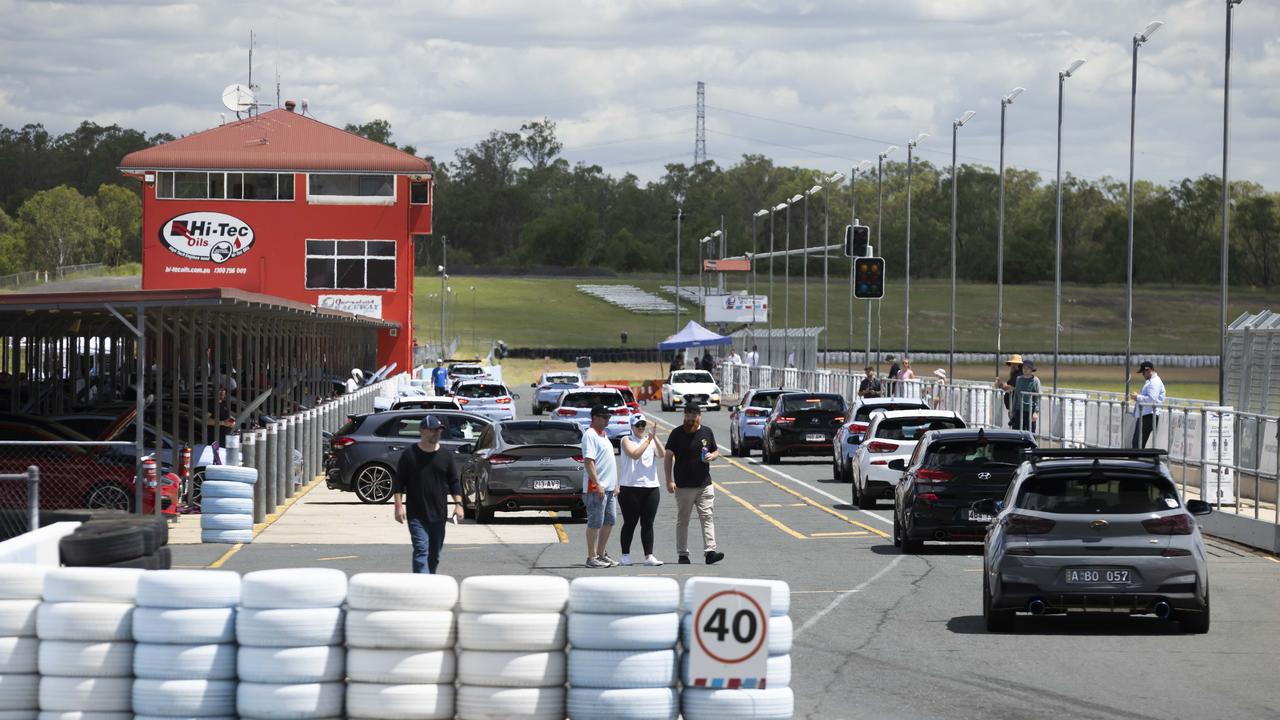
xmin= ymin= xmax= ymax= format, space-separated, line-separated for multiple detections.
xmin=566 ymin=577 xmax=680 ymax=720
xmin=0 ymin=564 xmax=45 ymax=719
xmin=680 ymin=578 xmax=794 ymax=720
xmin=36 ymin=567 xmax=143 ymax=719
xmin=236 ymin=569 xmax=347 ymax=719
xmin=201 ymin=466 xmax=258 ymax=544
xmin=344 ymin=574 xmax=457 ymax=720
xmin=131 ymin=570 xmax=241 ymax=719
xmin=456 ymin=575 xmax=569 ymax=720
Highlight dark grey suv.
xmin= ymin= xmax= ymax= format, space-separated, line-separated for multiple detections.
xmin=457 ymin=420 xmax=587 ymax=523
xmin=325 ymin=410 xmax=493 ymax=503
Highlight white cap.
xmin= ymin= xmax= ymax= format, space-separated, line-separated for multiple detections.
xmin=630 ymin=413 xmax=648 ymax=426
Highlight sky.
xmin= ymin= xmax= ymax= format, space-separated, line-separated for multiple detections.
xmin=1 ymin=0 xmax=1277 ymax=189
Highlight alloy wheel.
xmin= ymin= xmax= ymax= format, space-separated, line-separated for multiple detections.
xmin=354 ymin=465 xmax=394 ymax=504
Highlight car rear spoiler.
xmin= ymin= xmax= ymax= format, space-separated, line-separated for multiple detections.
xmin=1023 ymin=448 xmax=1167 ymax=465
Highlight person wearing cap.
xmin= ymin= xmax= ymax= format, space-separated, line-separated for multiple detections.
xmin=392 ymin=415 xmax=464 ymax=574
xmin=617 ymin=413 xmax=667 ymax=566
xmin=1131 ymin=360 xmax=1166 ymax=448
xmin=430 ymin=358 xmax=449 ymax=397
xmin=929 ymin=368 xmax=948 ymax=409
xmin=663 ymin=401 xmax=724 ymax=565
xmin=858 ymin=366 xmax=883 ymax=398
xmin=995 ymin=353 xmax=1025 ymax=425
xmin=1012 ymin=360 xmax=1042 ymax=433
xmin=582 ymin=404 xmax=620 ymax=568
xmin=886 ymin=355 xmax=900 ymax=395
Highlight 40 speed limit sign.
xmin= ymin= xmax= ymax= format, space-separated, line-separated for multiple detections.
xmin=687 ymin=579 xmax=773 ymax=689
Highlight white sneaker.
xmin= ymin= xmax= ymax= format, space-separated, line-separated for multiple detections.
xmin=619 ymin=554 xmax=633 ymax=566
xmin=585 ymin=557 xmax=607 ymax=568
xmin=598 ymin=553 xmax=619 ymax=567
xmin=644 ymin=555 xmax=664 ymax=566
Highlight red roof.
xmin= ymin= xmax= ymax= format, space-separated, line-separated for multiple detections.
xmin=119 ymin=109 xmax=430 ymax=173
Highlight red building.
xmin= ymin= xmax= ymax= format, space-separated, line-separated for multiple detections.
xmin=119 ymin=107 xmax=432 ymax=371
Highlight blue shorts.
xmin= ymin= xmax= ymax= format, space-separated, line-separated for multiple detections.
xmin=585 ymin=490 xmax=617 ymax=529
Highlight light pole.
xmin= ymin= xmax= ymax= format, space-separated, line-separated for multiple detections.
xmin=753 ymin=208 xmax=768 ymax=349
xmin=1221 ymin=0 xmax=1244 ymax=405
xmin=949 ymin=110 xmax=976 ymax=381
xmin=438 ymin=235 xmax=448 ymax=354
xmin=699 ymin=236 xmax=711 ymax=303
xmin=904 ymin=133 xmax=928 ymax=361
xmin=1125 ymin=21 xmax=1164 ymax=404
xmin=785 ymin=193 xmax=803 ymax=367
xmin=710 ymin=229 xmax=723 ymax=301
xmin=1054 ymin=58 xmax=1086 ymax=394
xmin=803 ymin=184 xmax=821 ymax=369
xmin=874 ymin=146 xmax=896 ymax=372
xmin=996 ymin=88 xmax=1025 ymax=378
xmin=769 ymin=202 xmax=786 ymax=365
xmin=822 ymin=172 xmax=843 ymax=371
xmin=469 ymin=285 xmax=477 ymax=352
xmin=850 ymin=160 xmax=871 ymax=372
xmin=673 ymin=208 xmax=684 ymax=331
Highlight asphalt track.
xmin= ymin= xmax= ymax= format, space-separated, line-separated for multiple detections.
xmin=172 ymin=404 xmax=1280 ymax=720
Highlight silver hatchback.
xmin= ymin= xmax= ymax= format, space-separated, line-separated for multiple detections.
xmin=978 ymin=449 xmax=1212 ymax=634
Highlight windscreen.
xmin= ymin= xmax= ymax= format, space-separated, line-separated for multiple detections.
xmin=456 ymin=384 xmax=508 ymax=398
xmin=855 ymin=402 xmax=927 ymax=420
xmin=749 ymin=391 xmax=786 ymax=408
xmin=875 ymin=417 xmax=964 ymax=441
xmin=924 ymin=440 xmax=1029 ymax=468
xmin=501 ymin=424 xmax=583 ymax=446
xmin=672 ymin=371 xmax=714 ymax=384
xmin=546 ymin=375 xmax=580 ymax=385
xmin=1017 ymin=474 xmax=1178 ymax=514
xmin=780 ymin=395 xmax=845 ymax=413
xmin=562 ymin=392 xmax=623 ymax=409
xmin=451 ymin=366 xmax=483 ymax=375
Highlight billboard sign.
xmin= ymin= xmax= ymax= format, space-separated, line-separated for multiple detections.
xmin=704 ymin=294 xmax=767 ymax=324
xmin=159 ymin=212 xmax=255 ymax=264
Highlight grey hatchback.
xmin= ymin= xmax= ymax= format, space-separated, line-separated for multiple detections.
xmin=978 ymin=448 xmax=1212 ymax=634
xmin=325 ymin=410 xmax=493 ymax=504
xmin=456 ymin=420 xmax=587 ymax=523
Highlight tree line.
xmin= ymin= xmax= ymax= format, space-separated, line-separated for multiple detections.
xmin=1 ymin=118 xmax=1275 ymax=289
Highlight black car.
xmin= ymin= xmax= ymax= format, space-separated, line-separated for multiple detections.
xmin=761 ymin=393 xmax=848 ymax=464
xmin=325 ymin=409 xmax=493 ymax=503
xmin=456 ymin=420 xmax=587 ymax=523
xmin=892 ymin=428 xmax=1036 ymax=552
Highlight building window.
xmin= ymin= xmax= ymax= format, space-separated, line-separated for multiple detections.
xmin=410 ymin=180 xmax=431 ymax=205
xmin=306 ymin=174 xmax=395 ymax=205
xmin=154 ymin=171 xmax=295 ymax=201
xmin=305 ymin=240 xmax=396 ymax=290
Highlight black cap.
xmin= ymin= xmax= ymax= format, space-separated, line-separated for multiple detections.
xmin=1138 ymin=360 xmax=1155 ymax=372
xmin=1023 ymin=360 xmax=1037 ymax=372
xmin=589 ymin=404 xmax=612 ymax=418
xmin=682 ymin=401 xmax=702 ymax=414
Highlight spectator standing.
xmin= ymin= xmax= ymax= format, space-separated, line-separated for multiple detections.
xmin=857 ymin=367 xmax=883 ymax=398
xmin=899 ymin=358 xmax=915 ymax=389
xmin=430 ymin=358 xmax=449 ymax=396
xmin=663 ymin=401 xmax=724 ymax=565
xmin=930 ymin=368 xmax=948 ymax=409
xmin=206 ymin=385 xmax=235 ymax=449
xmin=618 ymin=413 xmax=666 ymax=567
xmin=886 ymin=355 xmax=900 ymax=385
xmin=700 ymin=349 xmax=715 ymax=372
xmin=1012 ymin=360 xmax=1042 ymax=433
xmin=746 ymin=345 xmax=760 ymax=366
xmin=392 ymin=416 xmax=464 ymax=574
xmin=1131 ymin=360 xmax=1166 ymax=448
xmin=785 ymin=348 xmax=797 ymax=368
xmin=995 ymin=354 xmax=1024 ymax=426
xmin=669 ymin=351 xmax=682 ymax=373
xmin=727 ymin=348 xmax=742 ymax=365
xmin=581 ymin=405 xmax=620 ymax=568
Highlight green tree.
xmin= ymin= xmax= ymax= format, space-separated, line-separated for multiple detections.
xmin=16 ymin=185 xmax=105 ymax=269
xmin=96 ymin=183 xmax=141 ymax=264
xmin=0 ymin=208 xmax=22 ymax=274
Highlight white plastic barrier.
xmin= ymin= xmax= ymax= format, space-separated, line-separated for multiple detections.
xmin=0 ymin=564 xmax=45 ymax=716
xmin=201 ymin=466 xmax=259 ymax=544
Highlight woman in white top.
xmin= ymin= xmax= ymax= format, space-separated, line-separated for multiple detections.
xmin=618 ymin=413 xmax=666 ymax=566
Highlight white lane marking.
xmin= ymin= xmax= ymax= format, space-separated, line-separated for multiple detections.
xmin=746 ymin=459 xmax=894 ymax=526
xmin=795 ymin=554 xmax=907 ymax=638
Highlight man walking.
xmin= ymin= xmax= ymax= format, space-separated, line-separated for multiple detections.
xmin=858 ymin=366 xmax=883 ymax=398
xmin=664 ymin=401 xmax=724 ymax=565
xmin=582 ymin=404 xmax=619 ymax=568
xmin=431 ymin=358 xmax=449 ymax=397
xmin=746 ymin=345 xmax=760 ymax=367
xmin=392 ymin=415 xmax=464 ymax=574
xmin=1131 ymin=360 xmax=1166 ymax=448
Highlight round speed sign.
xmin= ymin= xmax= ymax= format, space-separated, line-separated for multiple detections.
xmin=693 ymin=589 xmax=768 ymax=664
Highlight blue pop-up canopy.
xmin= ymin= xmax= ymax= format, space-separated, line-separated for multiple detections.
xmin=657 ymin=320 xmax=732 ymax=350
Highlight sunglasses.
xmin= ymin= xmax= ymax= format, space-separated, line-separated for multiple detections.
xmin=634 ymin=422 xmax=647 ymax=428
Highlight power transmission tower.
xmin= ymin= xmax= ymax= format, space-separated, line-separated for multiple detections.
xmin=694 ymin=81 xmax=706 ymax=165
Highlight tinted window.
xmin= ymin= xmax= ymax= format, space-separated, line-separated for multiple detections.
xmin=562 ymin=392 xmax=623 ymax=409
xmin=386 ymin=418 xmax=425 ymax=438
xmin=925 ymin=440 xmax=1030 ymax=468
xmin=749 ymin=392 xmax=785 ymax=408
xmin=855 ymin=402 xmax=927 ymax=420
xmin=457 ymin=384 xmax=508 ymax=398
xmin=1017 ymin=474 xmax=1178 ymax=514
xmin=546 ymin=375 xmax=579 ymax=385
xmin=672 ymin=371 xmax=714 ymax=384
xmin=780 ymin=395 xmax=845 ymax=413
xmin=501 ymin=425 xmax=583 ymax=446
xmin=444 ymin=416 xmax=488 ymax=442
xmin=451 ymin=366 xmax=484 ymax=375
xmin=875 ymin=417 xmax=964 ymax=441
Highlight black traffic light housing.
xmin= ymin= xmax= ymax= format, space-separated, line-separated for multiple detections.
xmin=844 ymin=224 xmax=870 ymax=257
xmin=854 ymin=257 xmax=885 ymax=299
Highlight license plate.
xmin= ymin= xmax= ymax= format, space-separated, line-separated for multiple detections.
xmin=532 ymin=479 xmax=560 ymax=490
xmin=967 ymin=511 xmax=994 ymax=523
xmin=1065 ymin=568 xmax=1131 ymax=585
xmin=806 ymin=433 xmax=826 ymax=442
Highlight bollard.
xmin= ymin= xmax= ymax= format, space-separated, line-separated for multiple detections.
xmin=242 ymin=431 xmax=256 ymax=470
xmin=278 ymin=418 xmax=290 ymax=501
xmin=225 ymin=433 xmax=241 ymax=466
xmin=252 ymin=428 xmax=266 ymax=524
xmin=288 ymin=414 xmax=300 ymax=491
xmin=265 ymin=423 xmax=278 ymax=512
xmin=307 ymin=408 xmax=317 ymax=483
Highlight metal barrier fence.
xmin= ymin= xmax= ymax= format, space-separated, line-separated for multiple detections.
xmin=0 ymin=442 xmax=137 ymax=521
xmin=721 ymin=363 xmax=1280 ymax=530
xmin=0 ymin=466 xmax=38 ymax=541
xmin=0 ymin=262 xmax=105 ymax=288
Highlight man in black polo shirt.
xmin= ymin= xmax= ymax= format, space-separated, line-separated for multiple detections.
xmin=663 ymin=401 xmax=724 ymax=565
xmin=392 ymin=415 xmax=464 ymax=573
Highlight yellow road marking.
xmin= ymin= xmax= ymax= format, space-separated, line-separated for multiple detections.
xmin=810 ymin=531 xmax=870 ymax=537
xmin=1268 ymin=556 xmax=1279 ymax=564
xmin=713 ymin=482 xmax=806 ymax=540
xmin=316 ymin=555 xmax=358 ymax=561
xmin=759 ymin=503 xmax=808 ymax=508
xmin=207 ymin=544 xmax=243 ymax=568
xmin=208 ymin=473 xmax=326 ymax=568
xmin=721 ymin=480 xmax=765 ymax=485
xmin=720 ymin=458 xmax=891 ymax=538
xmin=547 ymin=511 xmax=569 ymax=543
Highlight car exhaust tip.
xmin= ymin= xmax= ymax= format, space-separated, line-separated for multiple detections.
xmin=1154 ymin=601 xmax=1172 ymax=619
xmin=933 ymin=530 xmax=948 ymax=541
xmin=1028 ymin=599 xmax=1047 ymax=615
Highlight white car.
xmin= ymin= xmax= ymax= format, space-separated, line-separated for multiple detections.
xmin=454 ymin=381 xmax=518 ymax=422
xmin=373 ymin=384 xmax=432 ymax=412
xmin=660 ymin=370 xmax=722 ymax=412
xmin=851 ymin=410 xmax=965 ymax=508
xmin=391 ymin=397 xmax=463 ymax=411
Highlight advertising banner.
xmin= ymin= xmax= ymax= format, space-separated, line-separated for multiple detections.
xmin=704 ymin=295 xmax=768 ymax=324
xmin=318 ymin=294 xmax=383 ymax=319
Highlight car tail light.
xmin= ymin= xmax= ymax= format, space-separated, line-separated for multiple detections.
xmin=1006 ymin=546 xmax=1037 ymax=556
xmin=457 ymin=397 xmax=470 ymax=405
xmin=495 ymin=397 xmax=512 ymax=404
xmin=915 ymin=468 xmax=954 ymax=481
xmin=1161 ymin=547 xmax=1192 ymax=557
xmin=332 ymin=437 xmax=357 ymax=448
xmin=1006 ymin=513 xmax=1055 ymax=535
xmin=1143 ymin=514 xmax=1194 ymax=535
xmin=488 ymin=454 xmax=518 ymax=465
xmin=871 ymin=460 xmax=888 ymax=466
xmin=556 ymin=408 xmax=577 ymax=416
xmin=849 ymin=422 xmax=868 ymax=434
xmin=776 ymin=416 xmax=796 ymax=425
xmin=613 ymin=408 xmax=629 ymax=416
xmin=571 ymin=455 xmax=584 ymax=463
xmin=866 ymin=441 xmax=898 ymax=453
xmin=916 ymin=492 xmax=940 ymax=503
xmin=746 ymin=408 xmax=767 ymax=417
xmin=834 ymin=416 xmax=846 ymax=422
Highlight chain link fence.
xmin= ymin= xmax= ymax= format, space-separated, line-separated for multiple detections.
xmin=0 ymin=466 xmax=38 ymax=541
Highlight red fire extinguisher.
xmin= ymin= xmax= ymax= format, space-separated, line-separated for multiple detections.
xmin=179 ymin=446 xmax=192 ymax=479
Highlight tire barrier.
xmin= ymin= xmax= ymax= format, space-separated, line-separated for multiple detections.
xmin=201 ymin=466 xmax=258 ymax=545
xmin=568 ymin=577 xmax=680 ymax=720
xmin=0 ymin=567 xmax=798 ymax=719
xmin=57 ymin=516 xmax=171 ymax=570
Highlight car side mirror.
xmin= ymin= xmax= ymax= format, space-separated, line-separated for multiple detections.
xmin=971 ymin=499 xmax=998 ymax=516
xmin=456 ymin=443 xmax=474 ymax=455
xmin=887 ymin=459 xmax=906 ymax=471
xmin=512 ymin=393 xmax=521 ymax=400
xmin=1186 ymin=499 xmax=1212 ymax=516
xmin=531 ymin=383 xmax=537 ymax=388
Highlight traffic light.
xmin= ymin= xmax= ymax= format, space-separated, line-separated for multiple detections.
xmin=854 ymin=257 xmax=885 ymax=299
xmin=844 ymin=224 xmax=870 ymax=257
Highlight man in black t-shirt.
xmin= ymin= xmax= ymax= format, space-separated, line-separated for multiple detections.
xmin=663 ymin=401 xmax=724 ymax=565
xmin=392 ymin=415 xmax=464 ymax=574
xmin=858 ymin=366 xmax=883 ymax=398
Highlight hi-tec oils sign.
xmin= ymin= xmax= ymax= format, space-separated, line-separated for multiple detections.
xmin=159 ymin=212 xmax=255 ymax=263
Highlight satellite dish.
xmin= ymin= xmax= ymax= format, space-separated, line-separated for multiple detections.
xmin=221 ymin=84 xmax=256 ymax=112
